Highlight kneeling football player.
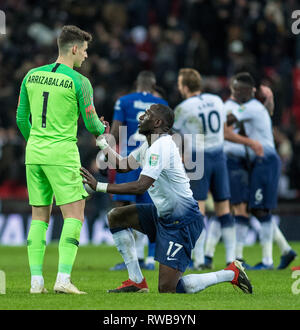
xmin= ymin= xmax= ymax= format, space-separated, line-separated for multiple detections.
xmin=81 ymin=104 xmax=252 ymax=294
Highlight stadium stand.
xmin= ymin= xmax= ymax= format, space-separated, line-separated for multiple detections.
xmin=0 ymin=0 xmax=300 ymax=242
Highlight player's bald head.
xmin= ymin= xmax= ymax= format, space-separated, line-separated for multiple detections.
xmin=151 ymin=104 xmax=174 ymax=132
xmin=136 ymin=71 xmax=156 ymax=92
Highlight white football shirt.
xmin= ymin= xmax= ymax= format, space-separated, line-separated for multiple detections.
xmin=231 ymin=98 xmax=276 ymax=160
xmin=223 ymin=99 xmax=247 ymax=158
xmin=130 ymin=134 xmax=194 ymax=217
xmin=173 ymin=93 xmax=225 ymax=152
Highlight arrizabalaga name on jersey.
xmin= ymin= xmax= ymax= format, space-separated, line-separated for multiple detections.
xmin=27 ymin=74 xmax=73 ymax=89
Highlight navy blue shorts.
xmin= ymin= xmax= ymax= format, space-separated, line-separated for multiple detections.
xmin=136 ymin=204 xmax=204 ymax=273
xmin=249 ymin=153 xmax=281 ymax=210
xmin=227 ymin=156 xmax=250 ymax=205
xmin=113 ymin=168 xmax=152 ymax=203
xmin=188 ymin=150 xmax=231 ymax=201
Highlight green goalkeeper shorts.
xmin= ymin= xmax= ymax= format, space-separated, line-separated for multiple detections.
xmin=26 ymin=164 xmax=89 ymax=206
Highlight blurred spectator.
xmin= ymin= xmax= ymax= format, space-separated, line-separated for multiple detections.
xmin=274 ymin=127 xmax=297 ymax=199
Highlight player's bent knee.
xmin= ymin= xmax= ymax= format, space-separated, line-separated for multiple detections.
xmin=107 ymin=207 xmax=126 ymax=228
xmin=107 ymin=208 xmax=118 ymax=227
xmin=158 ymin=281 xmax=177 ymax=293
xmin=108 ymin=205 xmax=141 ymax=230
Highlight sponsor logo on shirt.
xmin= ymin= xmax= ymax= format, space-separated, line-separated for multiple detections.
xmin=149 ymin=154 xmax=159 ymax=166
xmin=133 ymin=100 xmax=154 ymax=110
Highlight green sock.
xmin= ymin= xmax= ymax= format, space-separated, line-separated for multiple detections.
xmin=58 ymin=218 xmax=82 ymax=275
xmin=27 ymin=220 xmax=48 ymax=276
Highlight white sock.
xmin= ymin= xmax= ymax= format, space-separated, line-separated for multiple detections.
xmin=133 ymin=230 xmax=145 ymax=261
xmin=181 ymin=270 xmax=234 ymax=293
xmin=193 ymin=228 xmax=206 ymax=266
xmin=56 ymin=272 xmax=70 ymax=284
xmin=205 ymin=219 xmax=221 ymax=258
xmin=260 ymin=221 xmax=273 ymax=265
xmin=262 ymin=242 xmax=273 ymax=265
xmin=31 ymin=275 xmax=44 ymax=286
xmin=235 ymin=223 xmax=249 ymax=260
xmin=272 ymin=220 xmax=291 ymax=255
xmin=145 ymin=256 xmax=154 ymax=265
xmin=222 ymin=226 xmax=236 ymax=264
xmin=112 ymin=229 xmax=143 ymax=283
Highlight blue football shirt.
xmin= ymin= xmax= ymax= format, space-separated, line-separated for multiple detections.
xmin=113 ymin=92 xmax=168 ymax=156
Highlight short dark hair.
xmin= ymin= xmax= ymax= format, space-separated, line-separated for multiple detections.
xmin=179 ymin=68 xmax=202 ymax=92
xmin=136 ymin=71 xmax=156 ymax=90
xmin=233 ymin=72 xmax=255 ymax=87
xmin=58 ymin=25 xmax=92 ymax=52
xmin=154 ymin=104 xmax=174 ymax=132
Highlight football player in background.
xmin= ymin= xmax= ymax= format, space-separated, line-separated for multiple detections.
xmin=224 ymin=73 xmax=297 ymax=269
xmin=173 ymin=68 xmax=249 ymax=269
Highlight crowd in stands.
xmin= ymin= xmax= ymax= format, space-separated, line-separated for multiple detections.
xmin=0 ymin=0 xmax=300 ymax=201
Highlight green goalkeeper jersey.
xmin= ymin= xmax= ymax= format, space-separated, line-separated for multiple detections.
xmin=16 ymin=62 xmax=105 ymax=166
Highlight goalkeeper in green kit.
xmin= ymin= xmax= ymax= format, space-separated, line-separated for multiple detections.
xmin=16 ymin=25 xmax=107 ymax=294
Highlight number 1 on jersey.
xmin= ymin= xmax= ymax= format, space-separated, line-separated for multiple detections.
xmin=42 ymin=91 xmax=49 ymax=128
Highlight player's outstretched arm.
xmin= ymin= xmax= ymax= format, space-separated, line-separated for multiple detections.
xmin=79 ymin=103 xmax=106 ymax=137
xmin=96 ymin=135 xmax=140 ymax=173
xmin=110 ymin=120 xmax=122 ymax=144
xmin=224 ymin=123 xmax=264 ymax=157
xmin=80 ymin=167 xmax=154 ymax=194
xmin=77 ymin=77 xmax=106 ymax=137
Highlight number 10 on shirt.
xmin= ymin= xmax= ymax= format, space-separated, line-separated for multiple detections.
xmin=198 ymin=110 xmax=221 ymax=134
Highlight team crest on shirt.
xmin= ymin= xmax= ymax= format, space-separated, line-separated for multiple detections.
xmin=238 ymin=105 xmax=245 ymax=112
xmin=149 ymin=154 xmax=159 ymax=166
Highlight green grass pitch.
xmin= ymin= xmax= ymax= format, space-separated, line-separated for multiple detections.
xmin=0 ymin=242 xmax=299 ymax=310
